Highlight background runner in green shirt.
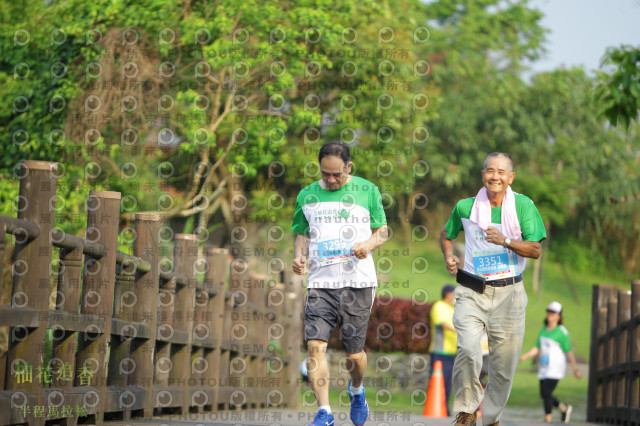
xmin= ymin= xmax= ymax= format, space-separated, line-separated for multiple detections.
xmin=520 ymin=301 xmax=582 ymax=423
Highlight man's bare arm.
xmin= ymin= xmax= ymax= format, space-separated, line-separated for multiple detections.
xmin=351 ymin=225 xmax=389 ymax=259
xmin=293 ymin=233 xmax=310 ymax=275
xmin=484 ymin=226 xmax=541 ymax=259
xmin=440 ymin=228 xmax=460 ymax=276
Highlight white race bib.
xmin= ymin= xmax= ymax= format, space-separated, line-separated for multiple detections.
xmin=315 ymin=228 xmax=356 ymax=267
xmin=471 ymin=248 xmax=518 ymax=279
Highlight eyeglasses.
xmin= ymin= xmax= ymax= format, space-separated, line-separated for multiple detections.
xmin=321 ymin=170 xmax=344 ymax=178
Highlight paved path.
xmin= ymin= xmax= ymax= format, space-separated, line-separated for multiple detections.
xmin=106 ymin=408 xmax=599 ymax=426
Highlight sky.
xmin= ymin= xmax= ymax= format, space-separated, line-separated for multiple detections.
xmin=527 ymin=0 xmax=640 ymax=76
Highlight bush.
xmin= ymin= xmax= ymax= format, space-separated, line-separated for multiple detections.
xmin=551 ymin=239 xmax=608 ymax=274
xmin=327 ymin=297 xmax=433 ymax=354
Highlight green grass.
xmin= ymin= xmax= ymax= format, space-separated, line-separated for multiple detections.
xmin=509 ymin=368 xmax=587 ymax=410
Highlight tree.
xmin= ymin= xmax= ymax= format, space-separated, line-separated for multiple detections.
xmin=596 ymin=45 xmax=640 ymax=130
xmin=419 ymin=0 xmax=547 ymax=201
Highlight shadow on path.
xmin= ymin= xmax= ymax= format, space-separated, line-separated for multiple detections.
xmin=105 ymin=408 xmax=601 ymax=426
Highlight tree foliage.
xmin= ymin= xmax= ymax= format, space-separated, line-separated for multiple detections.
xmin=1 ymin=0 xmax=437 ymax=247
xmin=1 ymin=0 xmax=639 ymax=276
xmin=421 ymin=1 xmax=640 ymax=277
xmin=596 ymin=45 xmax=640 ymax=130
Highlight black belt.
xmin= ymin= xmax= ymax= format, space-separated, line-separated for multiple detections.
xmin=486 ymin=275 xmax=523 ymax=287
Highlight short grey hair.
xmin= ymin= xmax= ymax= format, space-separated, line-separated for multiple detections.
xmin=483 ymin=152 xmax=513 ymax=172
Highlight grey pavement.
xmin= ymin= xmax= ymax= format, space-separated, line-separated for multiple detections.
xmin=106 ymin=408 xmax=601 ymax=426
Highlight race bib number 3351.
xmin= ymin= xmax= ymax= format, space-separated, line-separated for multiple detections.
xmin=472 ymin=251 xmax=517 ymax=278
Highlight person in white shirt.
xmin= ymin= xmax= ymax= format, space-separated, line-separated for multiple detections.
xmin=520 ymin=301 xmax=582 ymax=423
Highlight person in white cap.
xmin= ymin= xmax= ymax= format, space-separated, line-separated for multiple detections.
xmin=520 ymin=301 xmax=582 ymax=423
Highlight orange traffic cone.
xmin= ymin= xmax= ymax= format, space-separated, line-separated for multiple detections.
xmin=423 ymin=360 xmax=448 ymax=417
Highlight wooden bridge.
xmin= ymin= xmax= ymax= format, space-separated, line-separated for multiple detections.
xmin=0 ymin=160 xmax=304 ymax=425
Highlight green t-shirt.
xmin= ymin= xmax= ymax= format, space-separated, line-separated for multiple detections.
xmin=445 ymin=194 xmax=546 ymax=242
xmin=444 ymin=193 xmax=546 ymax=279
xmin=291 ymin=176 xmax=386 ymax=289
xmin=536 ymin=325 xmax=572 ymax=379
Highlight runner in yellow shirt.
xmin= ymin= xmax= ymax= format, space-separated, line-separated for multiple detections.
xmin=430 ymin=284 xmax=457 ymax=414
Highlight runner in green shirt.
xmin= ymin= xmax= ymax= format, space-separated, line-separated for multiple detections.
xmin=440 ymin=152 xmax=547 ymax=426
xmin=292 ymin=142 xmax=388 ymax=426
xmin=520 ymin=301 xmax=582 ymax=423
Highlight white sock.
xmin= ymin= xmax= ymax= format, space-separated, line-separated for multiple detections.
xmin=319 ymin=405 xmax=332 ymax=414
xmin=350 ymin=384 xmax=364 ymax=395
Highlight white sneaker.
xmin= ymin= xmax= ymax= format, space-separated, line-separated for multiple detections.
xmin=562 ymin=404 xmax=573 ymax=423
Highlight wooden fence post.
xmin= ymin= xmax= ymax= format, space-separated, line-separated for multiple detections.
xmin=51 ymin=240 xmax=83 ymax=395
xmin=172 ymin=234 xmax=198 ymax=415
xmin=108 ymin=260 xmax=135 ymax=419
xmin=283 ymin=270 xmax=304 ymax=409
xmin=0 ymin=224 xmax=5 ymax=293
xmin=204 ymin=247 xmax=229 ymax=410
xmin=129 ymin=213 xmax=162 ymax=419
xmin=218 ymin=285 xmax=232 ymax=410
xmin=49 ymin=235 xmax=83 ymax=426
xmin=191 ymin=277 xmax=209 ymax=413
xmin=266 ymin=281 xmax=287 ymax=408
xmin=0 ymin=225 xmax=4 ymax=394
xmin=617 ymin=290 xmax=631 ymax=421
xmin=6 ymin=161 xmax=57 ymax=425
xmin=587 ymin=284 xmax=618 ymax=423
xmin=249 ymin=274 xmax=267 ymax=408
xmin=605 ymin=294 xmax=618 ymax=421
xmin=154 ymin=227 xmax=175 ymax=395
xmin=630 ymin=280 xmax=640 ymax=425
xmin=229 ymin=259 xmax=250 ymax=409
xmin=75 ymin=190 xmax=121 ymax=424
xmin=6 ymin=161 xmax=57 ymax=389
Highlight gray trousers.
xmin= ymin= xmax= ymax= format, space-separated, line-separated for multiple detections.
xmin=452 ymin=282 xmax=527 ymax=424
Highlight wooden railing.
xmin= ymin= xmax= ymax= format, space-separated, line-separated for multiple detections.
xmin=0 ymin=160 xmax=303 ymax=426
xmin=588 ymin=281 xmax=640 ymax=425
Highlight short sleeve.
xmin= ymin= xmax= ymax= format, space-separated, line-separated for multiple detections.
xmin=560 ymin=328 xmax=572 ymax=353
xmin=444 ymin=202 xmax=464 ymax=239
xmin=291 ymin=196 xmax=310 ymax=235
xmin=517 ymin=196 xmax=547 ymax=242
xmin=369 ymin=184 xmax=387 ymax=228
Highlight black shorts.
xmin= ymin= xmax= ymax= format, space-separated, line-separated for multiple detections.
xmin=304 ymin=287 xmax=375 ymax=354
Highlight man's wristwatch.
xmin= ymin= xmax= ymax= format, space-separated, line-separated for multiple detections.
xmin=503 ymin=237 xmax=511 ymax=249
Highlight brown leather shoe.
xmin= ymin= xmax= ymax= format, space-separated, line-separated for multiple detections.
xmin=454 ymin=412 xmax=477 ymax=426
xmin=485 ymin=423 xmax=499 ymax=426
